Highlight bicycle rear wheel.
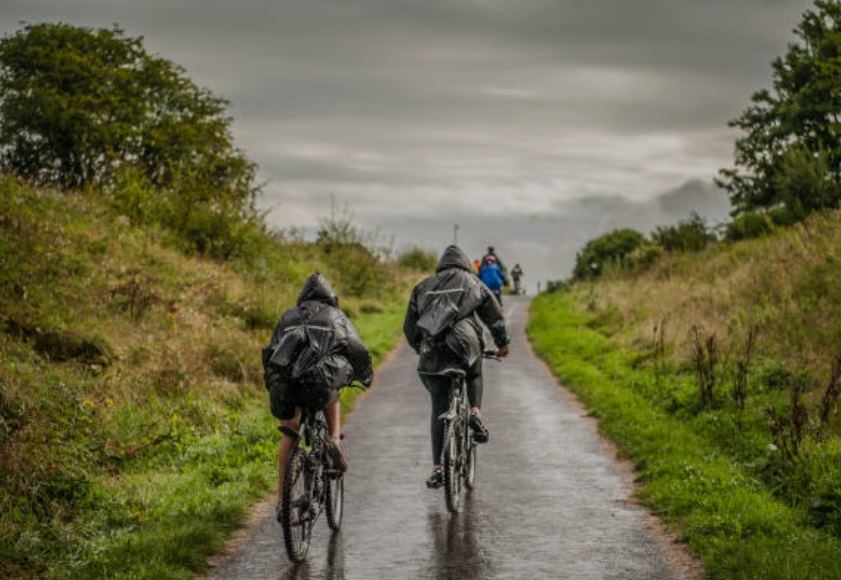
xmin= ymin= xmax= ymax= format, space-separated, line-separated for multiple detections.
xmin=281 ymin=447 xmax=314 ymax=562
xmin=443 ymin=420 xmax=464 ymax=513
xmin=325 ymin=471 xmax=344 ymax=530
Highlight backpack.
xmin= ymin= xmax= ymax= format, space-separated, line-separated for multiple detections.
xmin=262 ymin=301 xmax=359 ymax=402
xmin=416 ymin=288 xmax=464 ymax=346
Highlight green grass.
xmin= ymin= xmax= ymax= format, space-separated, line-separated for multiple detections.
xmin=0 ymin=176 xmax=418 ymax=579
xmin=528 ymin=291 xmax=841 ymax=579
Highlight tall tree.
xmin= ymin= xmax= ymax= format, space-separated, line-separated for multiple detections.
xmin=0 ymin=23 xmax=256 ymax=211
xmin=717 ymin=0 xmax=841 ymax=215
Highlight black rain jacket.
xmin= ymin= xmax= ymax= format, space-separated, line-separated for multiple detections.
xmin=403 ymin=245 xmax=509 ymax=375
xmin=262 ymin=274 xmax=373 ymax=399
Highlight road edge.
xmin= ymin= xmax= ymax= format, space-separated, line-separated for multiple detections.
xmin=519 ymin=298 xmax=706 ymax=580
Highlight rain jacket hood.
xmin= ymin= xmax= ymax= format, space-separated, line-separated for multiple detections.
xmin=297 ymin=273 xmax=339 ymax=307
xmin=435 ymin=245 xmax=473 ymax=274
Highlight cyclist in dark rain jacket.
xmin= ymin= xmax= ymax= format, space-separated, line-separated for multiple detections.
xmin=262 ymin=273 xmax=373 ymax=520
xmin=403 ymin=245 xmax=510 ymax=489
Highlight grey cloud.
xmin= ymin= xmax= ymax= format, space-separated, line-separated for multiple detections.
xmin=0 ymin=0 xmax=810 ymax=286
xmin=595 ymin=179 xmax=732 ymax=234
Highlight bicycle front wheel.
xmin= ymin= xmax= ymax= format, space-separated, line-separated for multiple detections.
xmin=325 ymin=471 xmax=344 ymax=531
xmin=281 ymin=447 xmax=315 ymax=562
xmin=443 ymin=420 xmax=464 ymax=513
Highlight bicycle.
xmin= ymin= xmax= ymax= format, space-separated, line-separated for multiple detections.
xmin=278 ymin=406 xmax=345 ymax=563
xmin=439 ymin=350 xmax=499 ymax=513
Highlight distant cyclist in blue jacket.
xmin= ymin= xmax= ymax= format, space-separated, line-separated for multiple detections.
xmin=477 ymin=255 xmax=507 ymax=304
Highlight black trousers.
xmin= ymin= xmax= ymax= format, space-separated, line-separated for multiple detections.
xmin=420 ymin=358 xmax=483 ymax=464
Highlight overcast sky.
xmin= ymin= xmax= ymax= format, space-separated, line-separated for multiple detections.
xmin=0 ymin=0 xmax=816 ymax=289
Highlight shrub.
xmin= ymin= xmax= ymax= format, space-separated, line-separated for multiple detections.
xmin=724 ymin=211 xmax=774 ymax=241
xmin=397 ymin=246 xmax=437 ymax=272
xmin=572 ymin=228 xmax=646 ymax=280
xmin=627 ymin=243 xmax=663 ymax=271
xmin=651 ymin=211 xmax=717 ymax=253
xmin=545 ymin=279 xmax=570 ymax=293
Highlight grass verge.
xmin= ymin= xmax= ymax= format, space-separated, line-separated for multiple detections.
xmin=527 ymin=291 xmax=841 ymax=580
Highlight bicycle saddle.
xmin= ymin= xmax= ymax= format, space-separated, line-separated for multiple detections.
xmin=440 ymin=367 xmax=466 ymax=379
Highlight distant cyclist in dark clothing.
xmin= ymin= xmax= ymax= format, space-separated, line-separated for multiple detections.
xmin=477 ymin=255 xmax=508 ymax=304
xmin=511 ymin=263 xmax=524 ymax=295
xmin=481 ymin=245 xmax=505 ymax=271
xmin=403 ymin=245 xmax=510 ymax=489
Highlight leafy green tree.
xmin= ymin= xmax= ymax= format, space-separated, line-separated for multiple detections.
xmin=774 ymin=145 xmax=841 ymax=219
xmin=0 ymin=23 xmax=256 ymax=211
xmin=717 ymin=0 xmax=841 ymax=215
xmin=572 ymin=228 xmax=645 ymax=280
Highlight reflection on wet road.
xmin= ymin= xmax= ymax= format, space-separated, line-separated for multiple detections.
xmin=212 ymin=296 xmax=684 ymax=579
xmin=424 ymin=500 xmax=489 ymax=580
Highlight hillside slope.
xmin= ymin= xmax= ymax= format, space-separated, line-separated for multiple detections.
xmin=0 ymin=176 xmax=415 ymax=579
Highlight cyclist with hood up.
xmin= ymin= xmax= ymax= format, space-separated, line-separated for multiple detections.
xmin=403 ymin=245 xmax=510 ymax=489
xmin=262 ymin=273 xmax=373 ymax=521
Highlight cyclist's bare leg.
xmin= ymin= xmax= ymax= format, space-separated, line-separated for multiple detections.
xmin=277 ymin=407 xmax=302 ymax=500
xmin=324 ymin=397 xmax=341 ymax=440
xmin=323 ymin=396 xmax=348 ymax=471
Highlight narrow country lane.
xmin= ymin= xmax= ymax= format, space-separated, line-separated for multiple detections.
xmin=209 ymin=295 xmax=693 ymax=579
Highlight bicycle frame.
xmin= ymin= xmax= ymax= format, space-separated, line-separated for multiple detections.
xmin=280 ymin=407 xmax=343 ymax=562
xmin=439 ymin=369 xmax=474 ymax=513
xmin=438 ymin=351 xmax=499 ymax=513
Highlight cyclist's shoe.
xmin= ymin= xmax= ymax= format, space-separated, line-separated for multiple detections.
xmin=326 ymin=437 xmax=348 ymax=473
xmin=470 ymin=412 xmax=490 ymax=443
xmin=426 ymin=466 xmax=444 ymax=489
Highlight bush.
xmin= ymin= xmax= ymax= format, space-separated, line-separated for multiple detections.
xmin=170 ymin=199 xmax=266 ymax=261
xmin=397 ymin=246 xmax=437 ymax=272
xmin=651 ymin=211 xmax=716 ymax=253
xmin=572 ymin=228 xmax=646 ymax=280
xmin=545 ymin=279 xmax=570 ymax=293
xmin=725 ymin=211 xmax=775 ymax=241
xmin=627 ymin=243 xmax=663 ymax=271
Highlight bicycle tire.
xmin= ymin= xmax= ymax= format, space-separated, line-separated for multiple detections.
xmin=281 ymin=447 xmax=314 ymax=562
xmin=325 ymin=471 xmax=344 ymax=530
xmin=465 ymin=436 xmax=477 ymax=489
xmin=443 ymin=420 xmax=463 ymax=513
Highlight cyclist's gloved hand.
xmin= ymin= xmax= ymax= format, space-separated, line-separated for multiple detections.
xmin=496 ymin=345 xmax=510 ymax=358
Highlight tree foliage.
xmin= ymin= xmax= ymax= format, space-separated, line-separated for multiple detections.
xmin=717 ymin=0 xmax=841 ymax=215
xmin=572 ymin=228 xmax=645 ymax=280
xmin=0 ymin=22 xmax=256 ymax=211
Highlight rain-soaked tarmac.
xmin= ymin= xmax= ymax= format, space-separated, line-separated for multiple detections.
xmin=209 ymin=296 xmax=694 ymax=579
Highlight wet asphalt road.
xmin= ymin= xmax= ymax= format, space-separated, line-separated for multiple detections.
xmin=211 ymin=295 xmax=686 ymax=579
